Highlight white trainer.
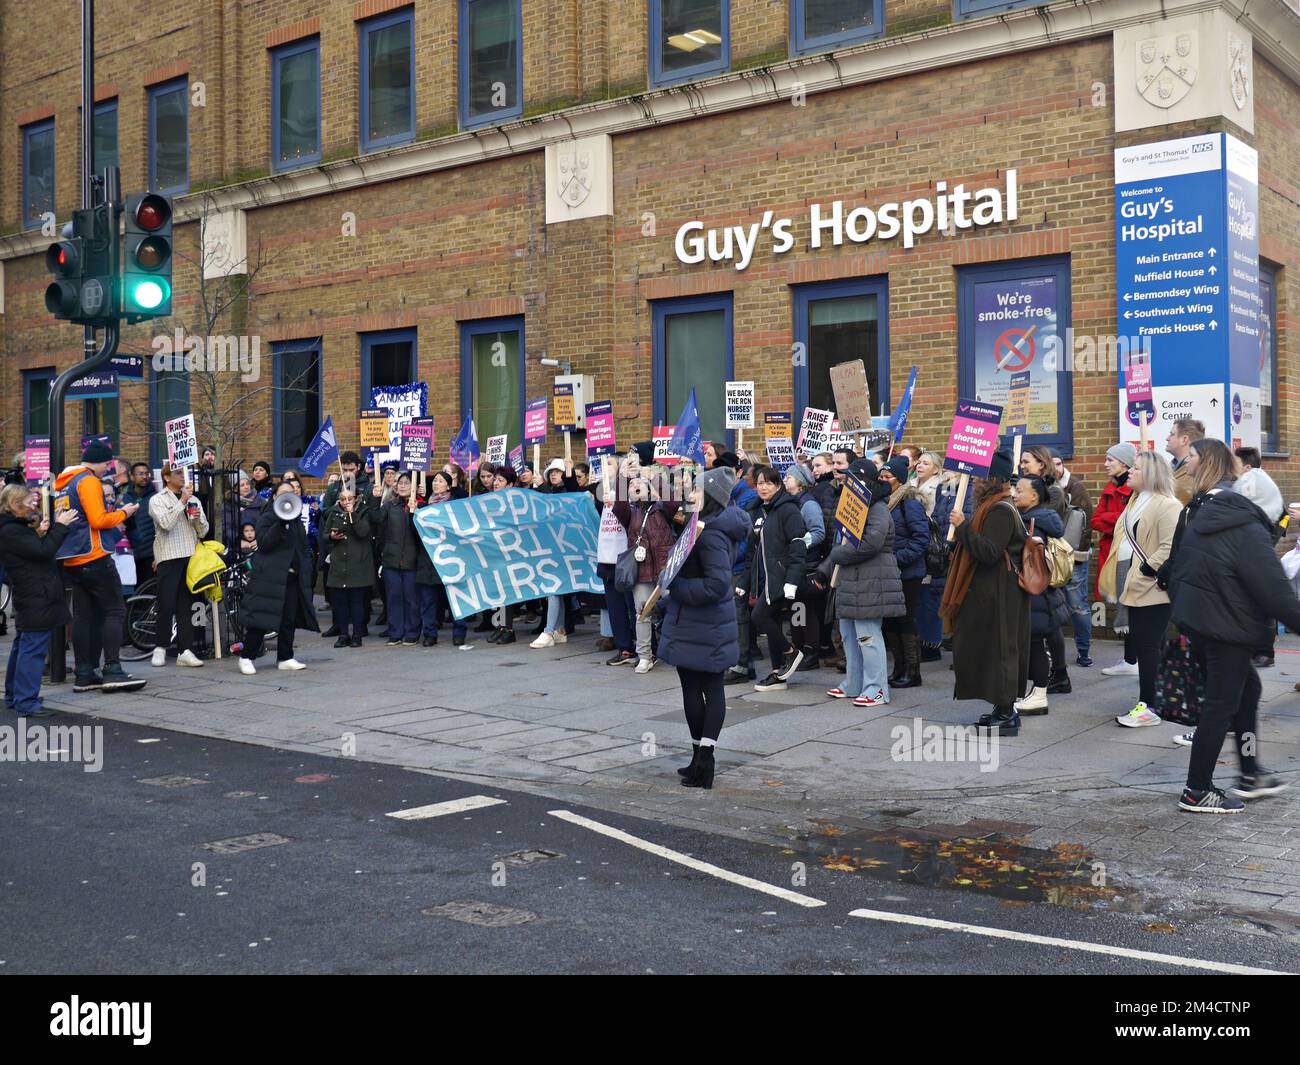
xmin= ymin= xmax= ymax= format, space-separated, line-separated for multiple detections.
xmin=1116 ymin=702 xmax=1161 ymax=727
xmin=150 ymin=647 xmax=167 ymax=667
xmin=634 ymin=657 xmax=655 ymax=674
xmin=238 ymin=658 xmax=257 ymax=675
xmin=277 ymin=659 xmax=307 ymax=671
xmin=530 ymin=633 xmax=556 ymax=649
xmin=1101 ymin=660 xmax=1139 ymax=676
xmin=177 ymin=650 xmax=204 ymax=668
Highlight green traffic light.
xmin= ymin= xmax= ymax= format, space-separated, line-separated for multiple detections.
xmin=131 ymin=279 xmax=168 ymax=310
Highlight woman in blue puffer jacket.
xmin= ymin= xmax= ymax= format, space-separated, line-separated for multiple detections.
xmin=881 ymin=457 xmax=931 ymax=688
xmin=1013 ymin=474 xmax=1068 ymax=717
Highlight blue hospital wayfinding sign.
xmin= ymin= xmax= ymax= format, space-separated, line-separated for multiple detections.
xmin=1114 ymin=133 xmax=1260 ymax=450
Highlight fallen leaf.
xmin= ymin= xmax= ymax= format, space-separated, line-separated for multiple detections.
xmin=763 ymin=780 xmax=785 ymax=788
xmin=1146 ymin=922 xmax=1176 ymax=934
xmin=822 ymin=859 xmax=857 ymax=872
xmin=954 ymin=878 xmax=973 ymax=885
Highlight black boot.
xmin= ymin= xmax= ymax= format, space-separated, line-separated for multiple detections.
xmin=682 ymin=746 xmax=715 ymax=789
xmin=975 ymin=704 xmax=1020 ymax=736
xmin=676 ymin=744 xmax=701 ymax=778
xmin=920 ymin=641 xmax=942 ymax=662
xmin=892 ymin=633 xmax=923 ymax=689
xmin=885 ymin=631 xmax=904 ymax=684
xmin=1046 ymin=668 xmax=1072 ymax=694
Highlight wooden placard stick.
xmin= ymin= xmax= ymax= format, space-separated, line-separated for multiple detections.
xmin=945 ymin=473 xmax=970 ymax=543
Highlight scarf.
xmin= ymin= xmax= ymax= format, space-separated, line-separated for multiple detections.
xmin=939 ymin=485 xmax=1012 ymax=624
xmin=425 ymin=487 xmax=451 ymax=505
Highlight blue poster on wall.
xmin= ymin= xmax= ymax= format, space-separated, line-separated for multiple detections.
xmin=970 ymin=274 xmax=1060 ymax=437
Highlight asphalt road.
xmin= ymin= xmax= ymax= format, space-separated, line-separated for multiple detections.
xmin=2 ymin=712 xmax=1297 ymax=977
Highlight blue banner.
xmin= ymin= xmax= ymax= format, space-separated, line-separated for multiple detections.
xmin=450 ymin=413 xmax=480 ymax=473
xmin=298 ymin=416 xmax=339 ymax=478
xmin=668 ymin=387 xmax=705 ymax=466
xmin=415 ymin=489 xmax=601 ymax=620
xmin=889 ymin=365 xmax=918 ymax=443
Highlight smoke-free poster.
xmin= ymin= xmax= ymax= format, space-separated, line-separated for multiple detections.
xmin=970 ymin=274 xmax=1061 ymax=437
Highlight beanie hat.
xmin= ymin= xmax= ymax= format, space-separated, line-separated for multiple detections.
xmin=81 ymin=440 xmax=114 ymax=464
xmin=701 ymin=466 xmax=737 ymax=509
xmin=713 ymin=450 xmax=742 ymax=471
xmin=884 ymin=457 xmax=911 ymax=486
xmin=1106 ymin=442 xmax=1138 ymax=469
xmin=988 ymin=449 xmax=1015 ymax=482
xmin=783 ymin=463 xmax=813 ymax=488
xmin=545 ymin=458 xmax=566 ymax=475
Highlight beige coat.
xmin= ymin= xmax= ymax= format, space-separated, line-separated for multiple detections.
xmin=1172 ymin=459 xmax=1194 ymax=506
xmin=1118 ymin=492 xmax=1183 ymax=608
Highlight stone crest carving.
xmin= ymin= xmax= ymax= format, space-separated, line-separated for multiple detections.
xmin=556 ymin=142 xmax=592 ymax=209
xmin=1228 ymin=35 xmax=1251 ymax=111
xmin=1137 ymin=31 xmax=1198 ymax=108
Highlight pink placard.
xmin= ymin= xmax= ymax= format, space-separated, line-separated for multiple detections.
xmin=943 ymin=400 xmax=1004 ymax=478
xmin=585 ymin=401 xmax=616 ymax=455
xmin=524 ymin=397 xmax=548 ymax=445
xmin=1126 ymin=356 xmax=1153 ymax=406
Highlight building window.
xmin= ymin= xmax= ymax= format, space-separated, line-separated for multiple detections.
xmin=1260 ymin=262 xmax=1279 ymax=453
xmin=792 ymin=278 xmax=889 ymax=438
xmin=272 ymin=38 xmax=321 ymax=171
xmin=460 ymin=0 xmax=522 ymax=128
xmin=361 ymin=329 xmax=418 ymax=404
xmin=93 ymin=100 xmax=118 ymax=176
xmin=273 ymin=341 xmax=323 ymax=468
xmin=83 ymin=397 xmax=121 ymax=452
xmin=460 ymin=317 xmax=524 ymax=450
xmin=148 ymin=78 xmax=189 ymax=194
xmin=22 ymin=120 xmax=55 ymax=230
xmin=958 ymin=256 xmax=1073 ymax=455
xmin=650 ymin=0 xmax=729 ymax=88
xmin=954 ymin=0 xmax=1047 ymax=19
xmin=360 ymin=9 xmax=415 ymax=151
xmin=652 ymin=294 xmax=734 ymax=445
xmin=23 ymin=369 xmax=56 ymax=439
xmin=149 ymin=364 xmax=190 ymax=468
xmin=790 ymin=0 xmax=883 ymax=55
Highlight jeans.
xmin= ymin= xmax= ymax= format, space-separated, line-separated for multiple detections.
xmin=333 ymin=586 xmax=367 ymax=638
xmin=1065 ymin=560 xmax=1092 ymax=657
xmin=678 ymin=667 xmax=727 ymax=743
xmin=64 ymin=555 xmax=125 ymax=675
xmin=1129 ymin=601 xmax=1172 ymax=706
xmin=1186 ymin=638 xmax=1260 ymax=792
xmin=600 ymin=563 xmax=635 ymax=653
xmin=545 ymin=595 xmax=566 ymax=634
xmin=916 ymin=577 xmax=945 ymax=646
xmin=839 ymin=617 xmax=888 ymax=700
xmin=154 ymin=556 xmax=197 ymax=653
xmin=383 ymin=568 xmax=420 ymax=641
xmin=632 ymin=582 xmax=655 ymax=659
xmin=599 ymin=609 xmax=612 ymax=639
xmin=243 ymin=572 xmax=299 ymax=663
xmin=5 ymin=629 xmax=53 ymax=715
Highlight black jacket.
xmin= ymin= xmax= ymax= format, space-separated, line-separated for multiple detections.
xmin=120 ymin=483 xmax=158 ymax=558
xmin=414 ymin=489 xmax=468 ymax=585
xmin=0 ymin=514 xmax=71 ymax=631
xmin=377 ymin=499 xmax=421 ymax=570
xmin=809 ymin=473 xmax=841 ymax=538
xmin=1170 ymin=488 xmax=1300 ymax=647
xmin=242 ymin=507 xmax=320 ymax=634
xmin=746 ymin=490 xmax=808 ymax=604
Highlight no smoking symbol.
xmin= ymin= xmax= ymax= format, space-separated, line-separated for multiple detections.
xmin=995 ymin=328 xmax=1035 ymax=371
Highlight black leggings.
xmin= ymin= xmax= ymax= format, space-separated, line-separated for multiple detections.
xmin=678 ymin=667 xmax=726 ymax=743
xmin=883 ymin=578 xmax=922 ymax=637
xmin=1187 ymin=639 xmax=1260 ymax=792
xmin=1129 ymin=602 xmax=1172 ymax=705
xmin=790 ymin=588 xmax=821 ymax=655
xmin=1029 ymin=635 xmax=1052 ymax=688
xmin=751 ymin=597 xmax=789 ymax=670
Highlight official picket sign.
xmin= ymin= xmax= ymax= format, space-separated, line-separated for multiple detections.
xmin=585 ymin=401 xmax=616 ymax=455
xmin=834 ymin=473 xmax=872 ymax=547
xmin=1005 ymin=371 xmax=1031 ymax=437
xmin=653 ymin=425 xmax=680 ymax=466
xmin=415 ymin=490 xmax=602 ymax=620
xmin=944 ymin=400 xmax=1003 ymax=477
xmin=359 ymin=409 xmax=390 ymax=450
xmin=400 ymin=418 xmax=435 ymax=472
xmin=659 ymin=509 xmax=700 ymax=592
xmin=797 ymin=407 xmax=834 ymax=455
xmin=553 ymin=383 xmax=577 ymax=432
xmin=724 ymin=381 xmax=755 ymax=429
xmin=24 ymin=436 xmax=49 ymax=486
xmin=524 ymin=397 xmax=549 ymax=445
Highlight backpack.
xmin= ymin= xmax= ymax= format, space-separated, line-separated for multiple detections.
xmin=1044 ymin=535 xmax=1075 ymax=588
xmin=1006 ymin=510 xmax=1051 ymax=596
xmin=924 ymin=516 xmax=949 ymax=579
xmin=1062 ymin=504 xmax=1089 ymax=553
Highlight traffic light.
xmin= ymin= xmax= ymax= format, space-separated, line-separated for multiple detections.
xmin=43 ymin=206 xmax=114 ymax=325
xmin=121 ymin=192 xmax=172 ymax=322
xmin=43 ymin=231 xmax=84 ymax=320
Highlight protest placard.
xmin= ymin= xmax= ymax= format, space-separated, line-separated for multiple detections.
xmin=553 ymin=383 xmax=577 ymax=432
xmin=943 ymin=399 xmax=1003 ymax=478
xmin=165 ymin=414 xmax=198 ymax=468
xmin=359 ymin=409 xmax=391 ymax=450
xmin=370 ymin=383 xmax=427 ymax=466
xmin=1126 ymin=353 xmax=1155 ymax=446
xmin=652 ymin=425 xmax=681 ymax=466
xmin=24 ymin=437 xmax=49 ymax=486
xmin=485 ymin=434 xmax=508 ymax=466
xmin=796 ymin=407 xmax=834 ymax=455
xmin=524 ymin=397 xmax=548 ymax=445
xmin=400 ymin=417 xmax=435 ymax=472
xmin=509 ymin=444 xmax=525 ymax=474
xmin=585 ymin=401 xmax=616 ymax=455
xmin=725 ymin=381 xmax=755 ymax=430
xmin=829 ymin=359 xmax=871 ymax=433
xmin=834 ymin=473 xmax=872 ymax=547
xmin=1005 ymin=372 xmax=1031 ymax=437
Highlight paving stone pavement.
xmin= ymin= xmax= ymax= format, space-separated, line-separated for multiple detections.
xmin=24 ymin=617 xmax=1300 ymax=929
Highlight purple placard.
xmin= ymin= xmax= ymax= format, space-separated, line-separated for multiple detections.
xmin=524 ymin=397 xmax=548 ymax=446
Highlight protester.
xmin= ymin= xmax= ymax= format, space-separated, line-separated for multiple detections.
xmin=658 ymin=467 xmax=751 ymax=789
xmin=233 ymin=470 xmax=267 ymax=533
xmin=538 ymin=459 xmax=567 ymax=493
xmin=781 ymin=462 xmax=825 ymax=669
xmin=880 ymin=456 xmax=929 ymax=688
xmin=321 ymin=452 xmax=374 ymax=639
xmin=598 ymin=455 xmax=636 ymax=666
xmin=1232 ymin=447 xmax=1285 ymax=669
xmin=250 ymin=460 xmax=274 ymax=500
xmin=942 ymin=450 xmax=1028 ymax=735
xmin=441 ymin=462 xmax=470 ymax=495
xmin=283 ymin=471 xmax=320 ymax=589
xmin=745 ymin=465 xmax=808 ymax=692
xmin=378 ymin=473 xmax=422 ymax=646
xmin=1166 ymin=418 xmax=1205 ymax=505
xmin=491 ymin=466 xmax=517 ymax=492
xmin=476 ymin=462 xmax=498 ymax=494
xmin=1019 ymin=445 xmax=1070 ymax=691
xmin=240 ymin=521 xmax=258 ymax=556
xmin=712 ymin=451 xmax=761 ymax=682
xmin=53 ymin=440 xmax=142 ymax=693
xmin=0 ymin=485 xmax=80 ymax=717
xmin=1011 ymin=474 xmax=1067 ymax=716
xmin=912 ymin=451 xmax=970 ymax=661
xmin=1093 ymin=442 xmax=1137 ymax=676
xmin=1111 ymin=452 xmax=1182 ymax=728
xmin=147 ymin=463 xmax=210 ymax=669
xmin=238 ymin=482 xmax=319 ymax=674
xmin=806 ymin=451 xmax=844 ymax=670
xmin=611 ymin=456 xmax=682 ymax=672
xmin=1169 ymin=439 xmax=1300 ymax=812
xmin=120 ymin=462 xmax=158 ymax=577
xmin=415 ymin=470 xmax=468 ymax=647
xmin=812 ymin=460 xmax=904 ymax=706
xmin=899 ymin=445 xmax=923 ymax=472
xmin=1051 ymin=450 xmax=1095 ymax=667
xmin=322 ymin=488 xmax=372 ymax=647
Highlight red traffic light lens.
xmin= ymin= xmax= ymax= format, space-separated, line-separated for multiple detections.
xmin=44 ymin=241 xmax=78 ymax=276
xmin=135 ymin=196 xmax=171 ymax=231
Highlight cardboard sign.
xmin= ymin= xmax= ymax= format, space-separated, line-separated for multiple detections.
xmin=796 ymin=407 xmax=834 ymax=455
xmin=943 ymin=399 xmax=1004 ymax=478
xmin=834 ymin=473 xmax=872 ymax=547
xmin=165 ymin=414 xmax=198 ymax=468
xmin=553 ymin=383 xmax=577 ymax=432
xmin=359 ymin=409 xmax=391 ymax=450
xmin=1005 ymin=371 xmax=1031 ymax=437
xmin=829 ymin=359 xmax=871 ymax=433
xmin=725 ymin=381 xmax=755 ymax=429
xmin=24 ymin=436 xmax=50 ymax=486
xmin=652 ymin=425 xmax=681 ymax=466
xmin=585 ymin=401 xmax=616 ymax=455
xmin=485 ymin=434 xmax=508 ymax=466
xmin=1126 ymin=354 xmax=1154 ymax=419
xmin=400 ymin=417 xmax=435 ymax=472
xmin=524 ymin=397 xmax=549 ymax=446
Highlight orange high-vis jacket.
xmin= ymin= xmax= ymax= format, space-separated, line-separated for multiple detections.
xmin=52 ymin=465 xmax=127 ymax=567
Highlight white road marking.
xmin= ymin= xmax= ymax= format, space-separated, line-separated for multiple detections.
xmin=548 ymin=809 xmax=825 ymax=908
xmin=386 ymin=795 xmax=507 ymax=820
xmin=848 ymin=908 xmax=1290 ymax=975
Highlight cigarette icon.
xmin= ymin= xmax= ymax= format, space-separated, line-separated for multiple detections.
xmin=995 ymin=324 xmax=1038 ymax=371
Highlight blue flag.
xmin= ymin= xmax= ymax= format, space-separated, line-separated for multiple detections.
xmin=668 ymin=387 xmax=705 ymax=465
xmin=450 ymin=413 xmax=480 ymax=472
xmin=298 ymin=415 xmax=339 ymax=478
xmin=890 ymin=365 xmax=919 ymax=443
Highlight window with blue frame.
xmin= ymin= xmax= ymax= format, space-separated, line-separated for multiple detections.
xmin=149 ymin=78 xmax=189 ymax=194
xmin=22 ymin=120 xmax=55 ymax=230
xmin=652 ymin=294 xmax=734 ymax=445
xmin=93 ymin=100 xmax=118 ymax=176
xmin=460 ymin=317 xmax=524 ymax=449
xmin=958 ymin=256 xmax=1073 ymax=456
xmin=149 ymin=364 xmax=190 ymax=468
xmin=460 ymin=0 xmax=522 ymax=128
xmin=23 ymin=369 xmax=56 ymax=439
xmin=272 ymin=38 xmax=321 ymax=170
xmin=954 ymin=0 xmax=1046 ymax=19
xmin=360 ymin=9 xmax=415 ymax=151
xmin=792 ymin=278 xmax=889 ymax=438
xmin=650 ymin=0 xmax=729 ymax=88
xmin=790 ymin=0 xmax=883 ymax=55
xmin=361 ymin=329 xmax=418 ymax=403
xmin=273 ymin=340 xmax=323 ymax=468
xmin=1260 ymin=262 xmax=1279 ymax=453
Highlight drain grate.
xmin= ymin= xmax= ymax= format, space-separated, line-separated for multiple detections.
xmin=139 ymin=775 xmax=210 ymax=789
xmin=202 ymin=832 xmax=292 ymax=855
xmin=503 ymin=848 xmax=564 ymax=867
xmin=422 ymin=899 xmax=537 ymax=927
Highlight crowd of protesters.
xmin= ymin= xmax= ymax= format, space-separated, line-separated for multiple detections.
xmin=2 ymin=415 xmax=1298 ymax=810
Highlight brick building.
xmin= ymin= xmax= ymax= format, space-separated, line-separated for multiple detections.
xmin=0 ymin=0 xmax=1296 ymax=498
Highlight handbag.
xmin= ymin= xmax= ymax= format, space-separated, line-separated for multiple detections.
xmin=614 ymin=504 xmax=655 ymax=592
xmin=1007 ymin=512 xmax=1050 ymax=596
xmin=923 ymin=516 xmax=949 ymax=579
xmin=1155 ymin=632 xmax=1206 ymax=726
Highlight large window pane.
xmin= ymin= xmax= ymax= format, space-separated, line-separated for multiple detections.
xmin=150 ymin=368 xmax=190 ymax=467
xmin=470 ymin=329 xmax=521 ymax=447
xmin=794 ymin=0 xmax=881 ymax=53
xmin=363 ymin=13 xmax=414 ymax=149
xmin=276 ymin=344 xmax=322 ymax=462
xmin=23 ymin=121 xmax=54 ymax=229
xmin=361 ymin=331 xmax=416 ymax=403
xmin=150 ymin=80 xmax=188 ymax=194
xmin=665 ymin=308 xmax=727 ymax=443
xmin=464 ymin=0 xmax=520 ymax=124
xmin=24 ymin=370 xmax=55 ymax=438
xmin=275 ymin=41 xmax=320 ymax=168
xmin=808 ymin=294 xmax=878 ymax=416
xmin=654 ymin=0 xmax=727 ymax=84
xmin=93 ymin=102 xmax=118 ymax=177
